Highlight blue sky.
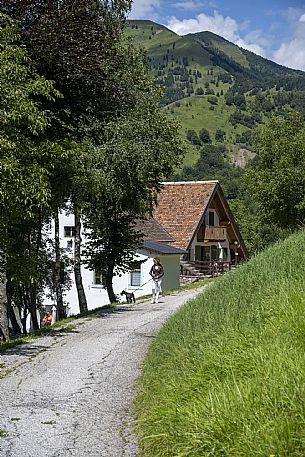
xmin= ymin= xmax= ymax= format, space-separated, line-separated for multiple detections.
xmin=128 ymin=1 xmax=305 ymax=70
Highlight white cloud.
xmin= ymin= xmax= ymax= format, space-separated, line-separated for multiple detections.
xmin=166 ymin=11 xmax=267 ymax=57
xmin=172 ymin=1 xmax=201 ymax=9
xmin=129 ymin=0 xmax=161 ymax=19
xmin=299 ymin=13 xmax=305 ymax=22
xmin=167 ymin=11 xmax=238 ymax=38
xmin=272 ymin=11 xmax=305 ymax=70
xmin=171 ymin=1 xmax=215 ymax=10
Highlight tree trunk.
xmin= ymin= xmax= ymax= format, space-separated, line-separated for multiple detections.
xmin=54 ymin=209 xmax=65 ymax=320
xmin=6 ymin=278 xmax=21 ymax=335
xmin=29 ymin=283 xmax=39 ymax=331
xmin=105 ymin=263 xmax=118 ymax=304
xmin=18 ymin=285 xmax=27 ymax=335
xmin=74 ymin=205 xmax=88 ymax=313
xmin=0 ymin=271 xmax=9 ymax=342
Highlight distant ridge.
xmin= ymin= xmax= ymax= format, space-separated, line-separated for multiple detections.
xmin=125 ymin=19 xmax=305 ymax=170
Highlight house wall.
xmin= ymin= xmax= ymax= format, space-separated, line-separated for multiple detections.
xmin=136 ymin=251 xmax=181 ymax=293
xmin=159 ymin=254 xmax=180 ymax=291
xmin=189 ymin=240 xmax=230 ymax=261
xmin=189 ymin=206 xmax=231 ymax=262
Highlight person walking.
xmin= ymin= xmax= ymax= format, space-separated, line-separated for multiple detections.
xmin=149 ymin=257 xmax=164 ymax=304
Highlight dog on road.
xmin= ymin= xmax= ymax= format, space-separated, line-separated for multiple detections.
xmin=120 ymin=290 xmax=136 ymax=304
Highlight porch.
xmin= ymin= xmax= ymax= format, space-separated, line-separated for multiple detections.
xmin=180 ymin=259 xmax=235 ymax=284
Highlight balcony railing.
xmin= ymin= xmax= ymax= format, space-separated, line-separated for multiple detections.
xmin=204 ymin=226 xmax=227 ymax=240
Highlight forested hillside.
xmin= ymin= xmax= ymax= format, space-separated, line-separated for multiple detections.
xmin=126 ymin=20 xmax=305 ymax=170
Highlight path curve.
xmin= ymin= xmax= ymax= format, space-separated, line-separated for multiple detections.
xmin=0 ymin=286 xmax=207 ymax=457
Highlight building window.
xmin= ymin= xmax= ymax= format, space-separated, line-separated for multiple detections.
xmin=130 ymin=261 xmax=141 ymax=287
xmin=195 ymin=245 xmax=211 ymax=261
xmin=208 ymin=211 xmax=215 ymax=226
xmin=196 ymin=245 xmax=220 ymax=262
xmin=211 ymin=245 xmax=219 ymax=261
xmin=93 ymin=271 xmax=103 ymax=286
xmin=67 ymin=240 xmax=73 ymax=249
xmin=64 ymin=226 xmax=75 ymax=237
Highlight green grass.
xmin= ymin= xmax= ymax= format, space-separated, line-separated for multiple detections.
xmin=135 ymin=230 xmax=305 ymax=456
xmin=196 ymin=32 xmax=250 ymax=68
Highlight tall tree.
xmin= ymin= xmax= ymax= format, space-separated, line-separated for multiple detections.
xmin=1 ymin=1 xmax=154 ymax=313
xmin=83 ymin=99 xmax=185 ymax=303
xmin=0 ymin=0 xmax=136 ymax=139
xmin=245 ymin=112 xmax=305 ymax=229
xmin=0 ymin=13 xmax=76 ymax=334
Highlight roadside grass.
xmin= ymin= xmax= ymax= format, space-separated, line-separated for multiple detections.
xmin=135 ymin=230 xmax=305 ymax=456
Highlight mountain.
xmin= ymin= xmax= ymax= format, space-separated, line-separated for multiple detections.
xmin=125 ymin=20 xmax=305 ymax=170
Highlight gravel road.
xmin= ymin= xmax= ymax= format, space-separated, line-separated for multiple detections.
xmin=0 ymin=286 xmax=207 ymax=457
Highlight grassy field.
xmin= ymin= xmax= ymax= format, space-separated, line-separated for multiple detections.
xmin=135 ymin=230 xmax=305 ymax=456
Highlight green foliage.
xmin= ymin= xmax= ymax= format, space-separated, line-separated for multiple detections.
xmin=1 ymin=1 xmax=139 ymax=139
xmin=186 ymin=129 xmax=201 ymax=146
xmin=199 ymin=127 xmax=211 ymax=144
xmin=215 ymin=128 xmax=226 ymax=142
xmin=177 ymin=144 xmax=243 ymax=200
xmin=0 ymin=14 xmax=83 ymax=327
xmin=229 ymin=198 xmax=289 ymax=253
xmin=136 ymin=230 xmax=305 ymax=456
xmin=83 ymin=99 xmax=185 ymax=301
xmin=195 ymin=87 xmax=204 ymax=95
xmin=0 ymin=13 xmax=67 ymax=228
xmin=246 ymin=112 xmax=305 ymax=229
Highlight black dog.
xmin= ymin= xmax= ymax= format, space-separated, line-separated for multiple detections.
xmin=120 ymin=290 xmax=136 ymax=304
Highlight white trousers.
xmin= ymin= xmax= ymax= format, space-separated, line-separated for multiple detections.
xmin=152 ymin=279 xmax=162 ymax=303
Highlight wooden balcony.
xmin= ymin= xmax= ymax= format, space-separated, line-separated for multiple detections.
xmin=204 ymin=226 xmax=227 ymax=241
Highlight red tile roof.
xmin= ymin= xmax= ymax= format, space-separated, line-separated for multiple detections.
xmin=153 ymin=181 xmax=218 ymax=249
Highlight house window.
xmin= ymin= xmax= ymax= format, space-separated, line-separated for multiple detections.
xmin=196 ymin=245 xmax=220 ymax=262
xmin=130 ymin=261 xmax=141 ymax=287
xmin=208 ymin=211 xmax=215 ymax=226
xmin=64 ymin=226 xmax=75 ymax=237
xmin=93 ymin=270 xmax=103 ymax=286
xmin=195 ymin=245 xmax=211 ymax=261
xmin=211 ymin=245 xmax=219 ymax=261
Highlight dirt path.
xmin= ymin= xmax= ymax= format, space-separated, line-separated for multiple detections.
xmin=0 ymin=286 xmax=207 ymax=457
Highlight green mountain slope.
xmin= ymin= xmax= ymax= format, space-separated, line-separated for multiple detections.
xmin=126 ymin=20 xmax=305 ymax=169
